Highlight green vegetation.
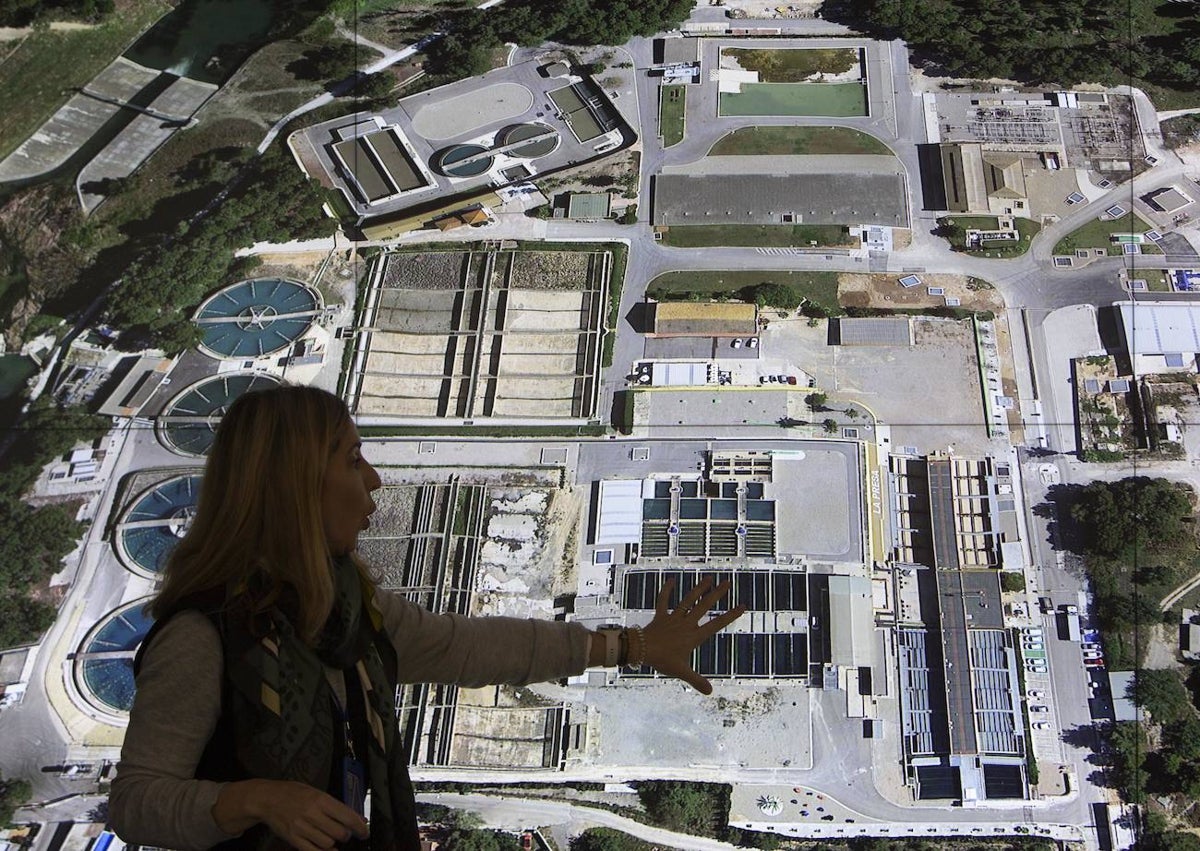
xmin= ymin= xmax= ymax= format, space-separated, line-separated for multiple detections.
xmin=104 ymin=148 xmax=334 ymax=351
xmin=724 ymin=47 xmax=859 ymax=82
xmin=636 ymin=780 xmax=730 ymax=838
xmin=823 ymin=418 xmax=839 ymax=434
xmin=0 ymin=0 xmax=112 ymax=25
xmin=1068 ymin=476 xmax=1195 ymax=667
xmin=718 ymin=82 xmax=868 ymax=117
xmin=658 ymin=85 xmax=686 ymax=148
xmin=824 ymin=0 xmax=1200 ymax=104
xmin=570 ymin=829 xmax=654 ymax=851
xmin=646 ymin=270 xmax=840 ymax=316
xmin=423 ymin=0 xmax=693 ymax=76
xmin=1054 ymin=212 xmax=1160 ymax=256
xmin=0 ymin=397 xmax=109 ymax=650
xmin=1130 ymin=669 xmax=1193 ymax=725
xmin=0 ymin=0 xmax=170 ymax=159
xmin=936 ymin=216 xmax=1041 ymax=258
xmin=0 ymin=772 xmax=32 ymax=827
xmin=709 ymin=126 xmax=890 ymax=156
xmin=1163 ymin=114 xmax=1200 ymax=150
xmin=601 ymin=242 xmax=627 ymax=368
xmin=658 ymin=224 xmax=853 ymax=249
xmin=999 ymin=571 xmax=1026 ymax=593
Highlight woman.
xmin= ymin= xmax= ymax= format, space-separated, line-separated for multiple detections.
xmin=109 ymin=385 xmax=744 ymax=851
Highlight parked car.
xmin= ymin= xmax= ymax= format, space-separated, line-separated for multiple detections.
xmin=1022 ymin=626 xmax=1044 ymax=637
xmin=1027 ymin=662 xmax=1048 ymax=673
xmin=1032 ymin=721 xmax=1052 ymax=731
xmin=731 ymin=338 xmax=743 ymax=349
xmin=1023 ymin=641 xmax=1045 ymax=651
xmin=1027 ymin=690 xmax=1045 ymax=700
xmin=768 ymin=375 xmax=778 ymax=383
xmin=1039 ymin=596 xmax=1054 ymax=613
xmin=776 ymin=374 xmax=788 ymax=383
xmin=1082 ymin=651 xmax=1104 ymax=661
xmin=1084 ymin=657 xmax=1105 ymax=668
xmin=1082 ymin=642 xmax=1102 ymax=651
xmin=787 ymin=376 xmax=798 ymax=385
xmin=748 ymin=338 xmax=759 ymax=349
xmin=1030 ymin=705 xmax=1049 ymax=713
xmin=1062 ymin=604 xmax=1079 ymax=615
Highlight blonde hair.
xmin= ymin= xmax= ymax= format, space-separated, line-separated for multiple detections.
xmin=151 ymin=384 xmax=353 ymax=643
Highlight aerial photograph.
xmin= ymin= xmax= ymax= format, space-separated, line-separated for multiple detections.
xmin=2 ymin=0 xmax=1200 ymax=848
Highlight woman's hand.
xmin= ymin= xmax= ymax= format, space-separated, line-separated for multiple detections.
xmin=642 ymin=576 xmax=746 ymax=695
xmin=214 ymin=779 xmax=368 ymax=851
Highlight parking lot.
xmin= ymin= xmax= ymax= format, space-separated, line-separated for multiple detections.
xmin=764 ymin=316 xmax=991 ymax=455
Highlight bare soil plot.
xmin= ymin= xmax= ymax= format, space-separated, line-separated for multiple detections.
xmin=838 ymin=272 xmax=1003 ymax=313
xmin=509 ymin=251 xmax=592 ymax=289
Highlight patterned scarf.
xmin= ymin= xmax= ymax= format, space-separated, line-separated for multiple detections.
xmin=221 ymin=555 xmax=419 ymax=851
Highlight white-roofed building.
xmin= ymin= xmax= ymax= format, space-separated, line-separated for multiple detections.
xmin=1116 ymin=300 xmax=1200 ymax=373
xmin=595 ymin=479 xmax=644 ymax=544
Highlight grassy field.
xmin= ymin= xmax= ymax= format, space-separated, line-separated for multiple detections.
xmin=718 ymin=83 xmax=867 ymax=117
xmin=0 ymin=0 xmax=170 ymax=160
xmin=659 ymin=224 xmax=854 ymax=248
xmin=708 ymin=126 xmax=889 ymax=156
xmin=647 ymin=270 xmax=840 ymax=314
xmin=723 ymin=47 xmax=859 ymax=82
xmin=659 ymin=85 xmax=685 ymax=148
xmin=1054 ymin=212 xmax=1161 ymax=256
xmin=939 ymin=215 xmax=1041 ymax=258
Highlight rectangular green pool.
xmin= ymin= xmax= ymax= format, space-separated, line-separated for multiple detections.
xmin=719 ymin=82 xmax=868 ymax=117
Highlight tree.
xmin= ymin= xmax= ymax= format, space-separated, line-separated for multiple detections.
xmin=805 ymin=392 xmax=828 ymax=410
xmin=441 ymin=829 xmax=520 ymax=850
xmin=287 ymin=41 xmax=360 ymax=83
xmin=1130 ymin=669 xmax=1193 ymax=725
xmin=1000 ymin=571 xmax=1026 ymax=593
xmin=571 ymin=828 xmax=652 ymax=851
xmin=0 ymin=773 xmax=31 ymax=827
xmin=742 ymin=282 xmax=801 ymax=310
xmin=823 ymin=419 xmax=838 ymax=434
xmin=1108 ymin=721 xmax=1149 ymax=803
xmin=1070 ymin=477 xmax=1193 ymax=557
xmin=636 ymin=781 xmax=730 ymax=837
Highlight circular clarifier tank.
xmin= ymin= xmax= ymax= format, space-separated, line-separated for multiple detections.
xmin=156 ymin=373 xmax=281 ymax=456
xmin=77 ymin=598 xmax=154 ymax=716
xmin=499 ymin=123 xmax=559 ymax=158
xmin=436 ymin=144 xmax=494 ymax=177
xmin=115 ymin=473 xmax=203 ymax=577
xmin=195 ymin=278 xmax=322 ymax=360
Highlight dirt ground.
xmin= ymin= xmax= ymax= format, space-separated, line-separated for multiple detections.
xmin=250 ymin=249 xmax=366 ymax=312
xmin=838 ymin=272 xmax=1004 ymax=313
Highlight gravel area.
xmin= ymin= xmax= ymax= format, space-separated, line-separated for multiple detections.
xmin=382 ymin=252 xmax=467 ymax=289
xmin=509 ymin=251 xmax=593 ymax=290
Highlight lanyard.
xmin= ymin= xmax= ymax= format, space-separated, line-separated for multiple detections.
xmin=335 ymin=671 xmax=367 ymax=817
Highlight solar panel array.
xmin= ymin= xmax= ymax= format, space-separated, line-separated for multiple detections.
xmin=967 ymin=630 xmax=1023 ymax=755
xmin=621 ymin=569 xmax=808 ymax=679
xmin=899 ymin=629 xmax=938 ymax=755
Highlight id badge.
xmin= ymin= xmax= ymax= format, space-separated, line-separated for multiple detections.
xmin=342 ymin=755 xmax=367 ymax=815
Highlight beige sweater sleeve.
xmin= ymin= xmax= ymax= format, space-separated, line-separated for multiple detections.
xmin=374 ymin=591 xmax=592 ymax=686
xmin=108 ymin=598 xmax=591 ymax=846
xmin=108 ymin=611 xmax=241 ymax=850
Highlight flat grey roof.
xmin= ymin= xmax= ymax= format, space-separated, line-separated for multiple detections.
xmin=661 ymin=37 xmax=700 ymax=65
xmin=652 ymin=172 xmax=909 ymax=227
xmin=936 ymin=570 xmax=977 ymax=756
xmin=834 ymin=317 xmax=912 ymax=346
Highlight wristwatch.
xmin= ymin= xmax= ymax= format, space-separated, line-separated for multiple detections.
xmin=596 ymin=627 xmax=625 ymax=668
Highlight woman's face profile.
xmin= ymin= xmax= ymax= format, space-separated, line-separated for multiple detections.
xmin=321 ymin=419 xmax=381 ymax=556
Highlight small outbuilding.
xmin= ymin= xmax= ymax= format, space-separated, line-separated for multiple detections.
xmin=648 ymin=302 xmax=758 ymax=338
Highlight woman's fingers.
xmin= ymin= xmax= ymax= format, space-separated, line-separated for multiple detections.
xmin=700 ymin=605 xmax=747 ymax=639
xmin=675 ymin=575 xmax=714 ymax=614
xmin=654 ymin=576 xmax=677 ymax=617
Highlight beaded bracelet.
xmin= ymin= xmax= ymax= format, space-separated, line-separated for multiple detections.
xmin=624 ymin=625 xmax=646 ymax=668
